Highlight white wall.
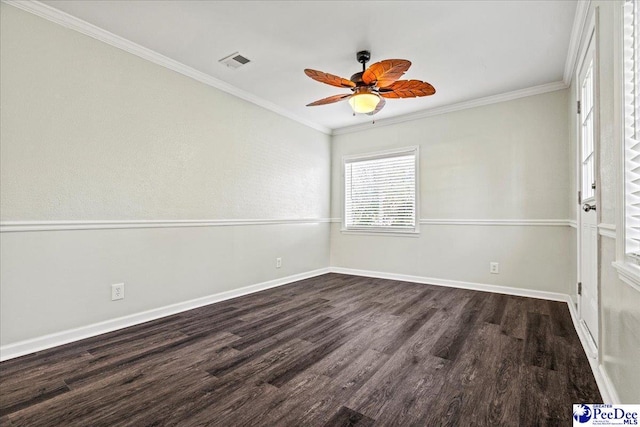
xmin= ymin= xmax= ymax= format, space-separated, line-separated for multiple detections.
xmin=4 ymin=4 xmax=635 ymax=406
xmin=0 ymin=4 xmax=330 ymax=347
xmin=569 ymin=0 xmax=640 ymax=403
xmin=330 ymin=90 xmax=574 ymax=294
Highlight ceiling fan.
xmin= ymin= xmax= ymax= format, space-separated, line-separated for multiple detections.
xmin=304 ymin=50 xmax=436 ymax=116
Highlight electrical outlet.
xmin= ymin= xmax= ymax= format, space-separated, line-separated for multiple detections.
xmin=111 ymin=283 xmax=125 ymax=300
xmin=276 ymin=257 xmax=282 ymax=269
xmin=490 ymin=262 xmax=500 ymax=274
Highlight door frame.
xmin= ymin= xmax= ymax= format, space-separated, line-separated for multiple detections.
xmin=575 ymin=8 xmax=601 ymax=359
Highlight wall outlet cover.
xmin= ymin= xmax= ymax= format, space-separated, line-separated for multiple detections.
xmin=490 ymin=262 xmax=500 ymax=274
xmin=111 ymin=283 xmax=125 ymax=300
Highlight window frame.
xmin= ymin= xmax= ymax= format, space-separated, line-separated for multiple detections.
xmin=341 ymin=146 xmax=420 ymax=237
xmin=614 ymin=0 xmax=640 ymax=292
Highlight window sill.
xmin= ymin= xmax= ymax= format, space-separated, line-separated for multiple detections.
xmin=340 ymin=229 xmax=420 ymax=238
xmin=612 ymin=261 xmax=640 ymax=293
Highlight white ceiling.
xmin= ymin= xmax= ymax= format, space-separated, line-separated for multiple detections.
xmin=38 ymin=0 xmax=578 ymax=132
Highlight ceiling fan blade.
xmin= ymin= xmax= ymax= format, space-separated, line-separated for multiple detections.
xmin=362 ymin=59 xmax=411 ymax=88
xmin=379 ymin=80 xmax=436 ymax=98
xmin=306 ymin=93 xmax=352 ymax=106
xmin=366 ymin=97 xmax=386 ymax=116
xmin=304 ymin=69 xmax=356 ymax=88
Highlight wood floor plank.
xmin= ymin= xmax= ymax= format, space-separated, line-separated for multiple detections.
xmin=523 ymin=312 xmax=557 ymax=370
xmin=345 ymin=307 xmax=449 ymax=422
xmin=230 ymin=303 xmax=329 ymax=351
xmin=63 ymin=330 xmax=195 ymax=387
xmin=417 ymin=319 xmax=496 ymax=427
xmin=64 ymin=333 xmax=239 ymax=399
xmin=232 ymin=297 xmax=327 ymax=328
xmin=0 ymin=274 xmax=602 ymax=426
xmin=125 ymin=333 xmax=286 ymax=426
xmin=264 ymin=330 xmax=352 ymax=388
xmin=322 ymin=406 xmax=375 ymax=427
xmin=8 ymin=352 xmax=212 ymax=426
xmin=391 ymin=288 xmax=433 ymax=316
xmin=7 ymin=332 xmax=239 ymax=426
xmin=431 ymin=292 xmax=486 ymax=360
xmin=480 ymin=293 xmax=509 ymax=325
xmin=378 ymin=308 xmax=438 ymax=355
xmin=0 ymin=350 xmax=93 ymax=416
xmin=500 ymin=296 xmax=528 ymax=339
xmin=205 ymin=314 xmax=334 ymax=377
xmin=309 ymin=322 xmax=389 ymax=379
xmin=519 ymin=366 xmax=566 ymax=426
xmin=448 ymin=323 xmax=523 ymax=427
xmin=479 ymin=327 xmax=523 ymax=426
xmin=238 ymin=372 xmax=335 ymax=427
xmin=0 ymin=381 xmax=70 ymax=418
xmin=299 ymin=302 xmax=381 ymax=343
xmin=270 ymin=349 xmax=389 ymax=426
xmin=345 ymin=349 xmax=419 ymax=420
xmin=548 ymin=300 xmax=579 ymax=342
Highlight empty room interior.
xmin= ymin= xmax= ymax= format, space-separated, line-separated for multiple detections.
xmin=1 ymin=0 xmax=639 ymax=425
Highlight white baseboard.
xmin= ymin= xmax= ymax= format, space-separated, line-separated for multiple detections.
xmin=597 ymin=363 xmax=622 ymax=404
xmin=0 ymin=267 xmax=330 ymax=361
xmin=330 ymin=266 xmax=620 ymax=404
xmin=329 ymin=266 xmax=568 ymax=301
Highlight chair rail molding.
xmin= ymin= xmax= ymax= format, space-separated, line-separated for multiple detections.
xmin=0 ymin=218 xmax=333 ymax=233
xmin=597 ymin=223 xmax=616 ymax=239
xmin=330 ymin=218 xmax=574 ymax=227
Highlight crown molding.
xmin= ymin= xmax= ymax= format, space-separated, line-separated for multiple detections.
xmin=563 ymin=0 xmax=591 ymax=85
xmin=0 ymin=218 xmax=332 ymax=232
xmin=2 ymin=0 xmax=332 ymax=135
xmin=332 ymin=81 xmax=568 ymax=135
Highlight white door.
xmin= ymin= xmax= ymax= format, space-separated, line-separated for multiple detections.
xmin=578 ymin=32 xmax=598 ymax=349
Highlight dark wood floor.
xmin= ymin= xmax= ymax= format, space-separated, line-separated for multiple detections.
xmin=0 ymin=273 xmax=601 ymax=426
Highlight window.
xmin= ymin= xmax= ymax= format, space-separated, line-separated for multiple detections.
xmin=624 ymin=0 xmax=640 ymax=263
xmin=581 ymin=57 xmax=596 ymax=202
xmin=343 ymin=147 xmax=418 ymax=234
xmin=615 ymin=0 xmax=640 ymax=291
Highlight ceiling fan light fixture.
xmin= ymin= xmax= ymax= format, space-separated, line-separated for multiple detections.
xmin=304 ymin=51 xmax=434 ymax=116
xmin=348 ymin=92 xmax=380 ymax=114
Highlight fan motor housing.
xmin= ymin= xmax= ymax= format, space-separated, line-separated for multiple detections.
xmin=350 ymin=72 xmax=364 ymax=86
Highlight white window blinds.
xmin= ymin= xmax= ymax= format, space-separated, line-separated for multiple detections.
xmin=344 ymin=148 xmax=417 ymax=232
xmin=624 ymin=0 xmax=640 ymax=258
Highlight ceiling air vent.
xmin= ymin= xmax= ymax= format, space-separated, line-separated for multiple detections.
xmin=219 ymin=52 xmax=250 ymax=69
